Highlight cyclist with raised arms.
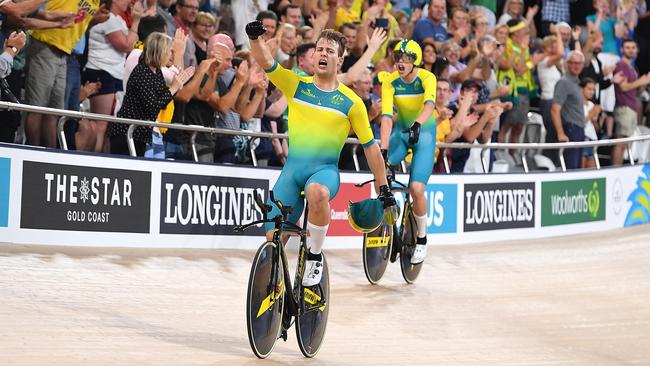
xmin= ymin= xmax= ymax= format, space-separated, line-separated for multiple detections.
xmin=380 ymin=40 xmax=437 ymax=264
xmin=246 ymin=21 xmax=396 ymax=286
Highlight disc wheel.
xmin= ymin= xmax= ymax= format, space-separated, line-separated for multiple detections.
xmin=362 ymin=223 xmax=393 ymax=284
xmin=296 ymin=254 xmax=330 ymax=358
xmin=246 ymin=241 xmax=285 ymax=358
xmin=399 ymin=205 xmax=423 ymax=284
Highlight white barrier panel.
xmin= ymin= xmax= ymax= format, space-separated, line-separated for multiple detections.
xmin=1 ymin=144 xmax=648 ymax=249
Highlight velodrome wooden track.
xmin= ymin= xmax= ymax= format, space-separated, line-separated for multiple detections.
xmin=2 ymin=225 xmax=650 ymax=365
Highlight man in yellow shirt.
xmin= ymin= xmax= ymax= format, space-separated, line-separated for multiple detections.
xmin=24 ymin=0 xmax=102 ymax=148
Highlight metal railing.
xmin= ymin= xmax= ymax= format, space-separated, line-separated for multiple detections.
xmin=2 ymin=101 xmax=649 ymax=173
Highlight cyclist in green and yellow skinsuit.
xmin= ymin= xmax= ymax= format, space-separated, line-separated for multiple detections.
xmin=380 ymin=40 xmax=437 ymax=265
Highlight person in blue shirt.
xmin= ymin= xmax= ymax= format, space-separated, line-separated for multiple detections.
xmin=412 ymin=0 xmax=448 ymax=50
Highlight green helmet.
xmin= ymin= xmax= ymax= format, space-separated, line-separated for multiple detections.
xmin=348 ymin=198 xmax=384 ymax=233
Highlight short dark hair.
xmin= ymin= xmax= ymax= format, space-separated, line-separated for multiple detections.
xmin=282 ymin=3 xmax=301 ymax=16
xmin=316 ymin=30 xmax=347 ymax=57
xmin=256 ymin=10 xmax=278 ymax=22
xmin=296 ymin=42 xmax=316 ymax=60
xmin=622 ymin=38 xmax=636 ymax=47
xmin=580 ymin=77 xmax=596 ymax=87
xmin=138 ymin=15 xmax=167 ymax=43
xmin=437 ymin=77 xmax=450 ymax=85
xmin=421 ymin=41 xmax=437 ymax=53
xmin=340 ymin=22 xmax=357 ymax=33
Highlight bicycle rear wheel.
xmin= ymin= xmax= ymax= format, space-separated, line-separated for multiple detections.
xmin=362 ymin=223 xmax=393 ymax=284
xmin=399 ymin=204 xmax=423 ymax=284
xmin=247 ymin=241 xmax=285 ymax=359
xmin=296 ymin=254 xmax=330 ymax=358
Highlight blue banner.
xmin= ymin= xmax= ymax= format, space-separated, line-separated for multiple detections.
xmin=0 ymin=158 xmax=10 ymax=227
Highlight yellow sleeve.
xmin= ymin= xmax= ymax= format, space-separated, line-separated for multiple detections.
xmin=422 ymin=71 xmax=437 ymax=105
xmin=265 ymin=61 xmax=300 ymax=99
xmin=381 ymin=77 xmax=395 ymax=118
xmin=349 ymin=99 xmax=375 ymax=148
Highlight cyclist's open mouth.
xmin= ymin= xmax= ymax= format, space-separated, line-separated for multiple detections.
xmin=397 ymin=64 xmax=406 ymax=72
xmin=318 ymin=59 xmax=328 ymax=70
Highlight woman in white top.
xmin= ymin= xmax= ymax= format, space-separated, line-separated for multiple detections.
xmin=536 ymin=31 xmax=564 ymax=144
xmin=83 ymin=0 xmax=143 ymax=153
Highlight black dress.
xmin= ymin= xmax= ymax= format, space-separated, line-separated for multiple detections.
xmin=110 ymin=60 xmax=173 ymax=156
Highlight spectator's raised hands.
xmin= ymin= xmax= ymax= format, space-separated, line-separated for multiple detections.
xmin=255 ymin=77 xmax=269 ymax=93
xmin=144 ymin=0 xmax=158 ymax=16
xmin=367 ymin=27 xmax=387 ymax=52
xmin=197 ymin=57 xmax=217 ymax=75
xmin=612 ymin=71 xmax=626 ymax=84
xmin=464 ymin=112 xmax=479 ymax=127
xmin=5 ymin=30 xmax=26 ymax=53
xmin=572 ymin=26 xmax=582 ymax=42
xmin=79 ymin=81 xmax=101 ymax=101
xmin=171 ymin=29 xmax=187 ymax=67
xmin=235 ymin=60 xmax=249 ymax=82
xmin=91 ymin=4 xmax=110 ymax=24
xmin=170 ymin=66 xmax=195 ymax=94
xmin=439 ymin=107 xmax=453 ymax=121
xmin=248 ymin=66 xmax=266 ymax=86
xmin=525 ymin=4 xmax=539 ymax=20
xmin=411 ymin=8 xmax=422 ymax=24
xmin=130 ymin=0 xmax=144 ymax=21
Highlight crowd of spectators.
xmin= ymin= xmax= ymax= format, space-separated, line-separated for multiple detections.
xmin=1 ymin=0 xmax=650 ymax=171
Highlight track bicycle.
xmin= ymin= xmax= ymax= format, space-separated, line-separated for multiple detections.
xmin=234 ymin=191 xmax=329 ymax=359
xmin=355 ymin=168 xmax=423 ymax=284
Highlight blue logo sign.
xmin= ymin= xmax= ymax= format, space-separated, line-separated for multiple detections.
xmin=624 ymin=164 xmax=650 ymax=227
xmin=425 ymin=183 xmax=457 ymax=234
xmin=391 ymin=183 xmax=457 ymax=234
xmin=0 ymin=158 xmax=10 ymax=227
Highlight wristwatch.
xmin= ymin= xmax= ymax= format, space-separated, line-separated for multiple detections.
xmin=9 ymin=46 xmax=18 ymax=55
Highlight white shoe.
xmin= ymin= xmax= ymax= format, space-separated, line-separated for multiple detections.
xmin=302 ymin=256 xmax=323 ymax=287
xmin=411 ymin=243 xmax=427 ymax=264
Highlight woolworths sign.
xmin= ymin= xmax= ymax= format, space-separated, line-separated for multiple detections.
xmin=541 ymin=178 xmax=606 ymax=226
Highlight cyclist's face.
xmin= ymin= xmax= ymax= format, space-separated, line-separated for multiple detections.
xmin=314 ymin=38 xmax=342 ymax=77
xmin=394 ymin=53 xmax=415 ymax=77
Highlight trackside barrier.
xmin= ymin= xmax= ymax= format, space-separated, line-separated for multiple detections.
xmin=0 ymin=142 xmax=648 ymax=249
xmin=2 ymin=101 xmax=649 ymax=173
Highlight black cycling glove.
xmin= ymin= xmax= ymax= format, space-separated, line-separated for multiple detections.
xmin=405 ymin=122 xmax=421 ymax=145
xmin=246 ymin=20 xmax=266 ymax=40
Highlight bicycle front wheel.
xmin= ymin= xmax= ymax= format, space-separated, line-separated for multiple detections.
xmin=296 ymin=254 xmax=330 ymax=358
xmin=246 ymin=241 xmax=285 ymax=359
xmin=399 ymin=204 xmax=423 ymax=284
xmin=362 ymin=223 xmax=393 ymax=284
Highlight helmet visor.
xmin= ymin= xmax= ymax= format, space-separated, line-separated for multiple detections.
xmin=393 ymin=50 xmax=417 ymax=64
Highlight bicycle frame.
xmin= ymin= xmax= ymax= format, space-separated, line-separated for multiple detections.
xmin=235 ymin=191 xmax=324 ymax=319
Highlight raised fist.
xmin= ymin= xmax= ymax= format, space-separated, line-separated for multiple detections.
xmin=246 ymin=20 xmax=266 ymax=40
